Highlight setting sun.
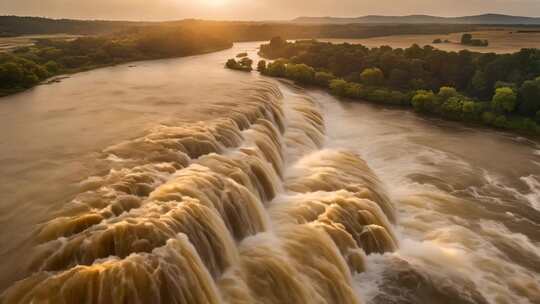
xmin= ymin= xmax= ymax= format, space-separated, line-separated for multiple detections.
xmin=200 ymin=0 xmax=227 ymax=7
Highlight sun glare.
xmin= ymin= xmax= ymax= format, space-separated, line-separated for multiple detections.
xmin=201 ymin=0 xmax=227 ymax=7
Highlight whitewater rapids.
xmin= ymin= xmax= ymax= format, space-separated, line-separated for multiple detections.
xmin=1 ymin=80 xmax=398 ymax=303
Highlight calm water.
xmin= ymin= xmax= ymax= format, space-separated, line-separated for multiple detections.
xmin=0 ymin=42 xmax=538 ymax=304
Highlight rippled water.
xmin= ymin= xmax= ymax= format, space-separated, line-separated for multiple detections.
xmin=0 ymin=42 xmax=538 ymax=304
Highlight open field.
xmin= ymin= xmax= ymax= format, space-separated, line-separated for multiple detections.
xmin=0 ymin=34 xmax=80 ymax=52
xmin=320 ymin=28 xmax=540 ymax=53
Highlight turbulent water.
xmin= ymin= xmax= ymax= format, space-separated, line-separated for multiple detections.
xmin=0 ymin=42 xmax=539 ymax=304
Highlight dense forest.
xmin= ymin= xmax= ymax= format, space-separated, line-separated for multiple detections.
xmin=258 ymin=38 xmax=540 ymax=133
xmin=0 ymin=26 xmax=232 ymax=95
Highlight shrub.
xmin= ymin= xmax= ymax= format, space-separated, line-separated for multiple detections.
xmin=286 ymin=64 xmax=315 ymax=84
xmin=329 ymin=79 xmax=349 ymax=96
xmin=482 ymin=112 xmax=497 ymax=125
xmin=257 ymin=60 xmax=267 ymax=73
xmin=44 ymin=61 xmax=61 ymax=74
xmin=441 ymin=96 xmax=464 ymax=119
xmin=266 ymin=60 xmax=287 ymax=77
xmin=411 ymin=90 xmax=436 ymax=112
xmin=360 ymin=67 xmax=384 ymax=86
xmin=388 ymin=90 xmax=408 ymax=105
xmin=314 ymin=71 xmax=335 ymax=87
xmin=493 ymin=115 xmax=508 ymax=128
xmin=508 ymin=117 xmax=539 ymax=132
xmin=368 ymin=89 xmax=391 ymax=103
xmin=438 ymin=86 xmax=458 ymax=101
xmin=344 ymin=82 xmax=364 ymax=98
xmin=492 ymin=87 xmax=517 ymax=113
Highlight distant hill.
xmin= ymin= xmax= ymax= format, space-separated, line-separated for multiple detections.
xmin=293 ymin=14 xmax=540 ymax=25
xmin=0 ymin=16 xmax=147 ymax=37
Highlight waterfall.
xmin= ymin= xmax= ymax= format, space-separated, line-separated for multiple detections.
xmin=1 ymin=81 xmax=397 ymax=304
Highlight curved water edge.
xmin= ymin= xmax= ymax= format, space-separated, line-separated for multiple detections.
xmin=0 ymin=42 xmax=539 ymax=304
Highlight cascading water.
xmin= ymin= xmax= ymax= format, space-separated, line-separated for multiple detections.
xmin=1 ymin=80 xmax=397 ymax=303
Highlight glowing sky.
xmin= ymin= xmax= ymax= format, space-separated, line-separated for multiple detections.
xmin=1 ymin=0 xmax=539 ymax=21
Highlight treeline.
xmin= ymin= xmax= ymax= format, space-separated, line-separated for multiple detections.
xmin=258 ymin=38 xmax=540 ymax=134
xmin=170 ymin=20 xmax=477 ymax=42
xmin=1 ymin=16 xmax=476 ymax=40
xmin=0 ymin=27 xmax=232 ymax=95
xmin=0 ymin=16 xmax=142 ymax=37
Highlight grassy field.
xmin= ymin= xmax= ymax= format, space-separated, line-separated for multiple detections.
xmin=320 ymin=27 xmax=540 ymax=53
xmin=0 ymin=34 xmax=80 ymax=52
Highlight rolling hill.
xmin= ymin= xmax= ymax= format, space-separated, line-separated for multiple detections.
xmin=293 ymin=14 xmax=540 ymax=25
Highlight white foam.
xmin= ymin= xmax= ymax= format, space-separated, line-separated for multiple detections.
xmin=520 ymin=175 xmax=540 ymax=211
xmin=353 ymin=253 xmax=390 ymax=304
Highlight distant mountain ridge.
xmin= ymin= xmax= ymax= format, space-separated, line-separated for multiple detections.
xmin=293 ymin=14 xmax=540 ymax=25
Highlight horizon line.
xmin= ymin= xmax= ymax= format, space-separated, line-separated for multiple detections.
xmin=1 ymin=12 xmax=539 ymax=23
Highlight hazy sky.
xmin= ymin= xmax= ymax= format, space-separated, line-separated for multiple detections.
xmin=1 ymin=0 xmax=539 ymax=21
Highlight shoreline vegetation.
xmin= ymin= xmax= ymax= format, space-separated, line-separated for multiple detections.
xmin=0 ymin=26 xmax=233 ymax=97
xmin=247 ymin=37 xmax=540 ymax=135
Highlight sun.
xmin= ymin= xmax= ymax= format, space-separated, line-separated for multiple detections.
xmin=201 ymin=0 xmax=227 ymax=7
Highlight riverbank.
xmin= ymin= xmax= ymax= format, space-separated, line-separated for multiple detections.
xmin=0 ymin=27 xmax=232 ymax=97
xmin=0 ymin=44 xmax=232 ymax=97
xmin=255 ymin=38 xmax=540 ymax=136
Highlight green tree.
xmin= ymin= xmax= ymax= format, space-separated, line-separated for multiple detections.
xmin=494 ymin=115 xmax=508 ymax=128
xmin=389 ymin=90 xmax=408 ymax=105
xmin=286 ymin=64 xmax=315 ymax=84
xmin=266 ymin=60 xmax=287 ymax=77
xmin=438 ymin=86 xmax=458 ymax=101
xmin=329 ymin=79 xmax=349 ymax=96
xmin=518 ymin=77 xmax=540 ymax=115
xmin=368 ymin=89 xmax=391 ymax=103
xmin=314 ymin=72 xmax=335 ymax=87
xmin=360 ymin=67 xmax=384 ymax=86
xmin=44 ymin=61 xmax=61 ymax=74
xmin=482 ymin=112 xmax=497 ymax=125
xmin=344 ymin=83 xmax=364 ymax=98
xmin=471 ymin=70 xmax=488 ymax=97
xmin=411 ymin=90 xmax=436 ymax=112
xmin=492 ymin=87 xmax=517 ymax=113
xmin=0 ymin=62 xmax=24 ymax=88
xmin=389 ymin=69 xmax=409 ymax=88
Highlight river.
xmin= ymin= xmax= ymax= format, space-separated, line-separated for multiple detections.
xmin=0 ymin=42 xmax=538 ymax=304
